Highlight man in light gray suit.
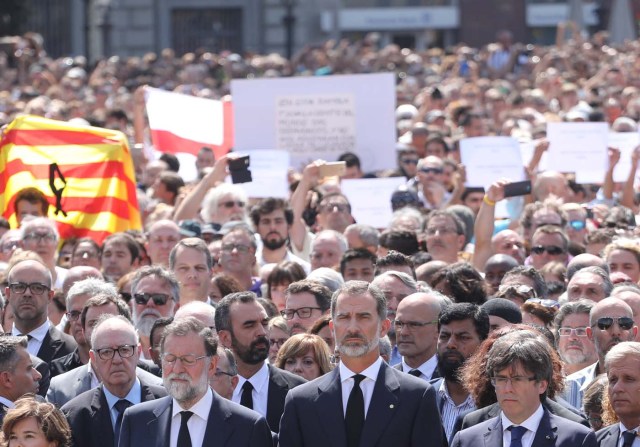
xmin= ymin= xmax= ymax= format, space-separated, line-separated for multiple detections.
xmin=46 ymin=294 xmax=162 ymax=407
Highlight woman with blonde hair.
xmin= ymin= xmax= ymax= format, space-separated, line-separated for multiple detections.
xmin=2 ymin=396 xmax=71 ymax=447
xmin=275 ymin=333 xmax=333 ymax=381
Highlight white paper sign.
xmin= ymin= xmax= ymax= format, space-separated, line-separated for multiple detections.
xmin=609 ymin=131 xmax=640 ymax=182
xmin=340 ymin=177 xmax=406 ymax=228
xmin=547 ymin=122 xmax=609 ymax=184
xmin=460 ymin=136 xmax=526 ymax=188
xmin=519 ymin=140 xmax=548 ymax=172
xmin=231 ymin=73 xmax=396 ymax=173
xmin=229 ymin=150 xmax=290 ymax=198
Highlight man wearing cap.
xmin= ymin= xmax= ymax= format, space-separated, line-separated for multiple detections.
xmin=178 ymin=220 xmax=202 ymax=239
xmin=146 ymin=220 xmax=181 ymax=267
xmin=481 ymin=298 xmax=522 ymax=334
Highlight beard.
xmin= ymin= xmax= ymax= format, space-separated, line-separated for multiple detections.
xmin=232 ymin=335 xmax=269 ymax=364
xmin=337 ymin=328 xmax=380 ymax=358
xmin=134 ymin=308 xmax=163 ymax=337
xmin=262 ymin=234 xmax=288 ymax=250
xmin=164 ymin=372 xmax=209 ymax=405
xmin=437 ymin=350 xmax=465 ymax=383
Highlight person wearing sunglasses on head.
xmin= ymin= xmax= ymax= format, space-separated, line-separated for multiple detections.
xmin=566 ymin=266 xmax=613 ymax=302
xmin=528 ymin=225 xmax=569 ymax=270
xmin=564 ymin=297 xmax=637 ymax=411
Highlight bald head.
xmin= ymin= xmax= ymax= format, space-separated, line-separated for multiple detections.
xmin=62 ymin=266 xmax=104 ymax=295
xmin=567 ymin=253 xmax=609 ymax=282
xmin=533 ymin=171 xmax=570 ymax=202
xmin=174 ymin=301 xmax=216 ymax=331
xmin=415 ymin=260 xmax=448 ymax=283
xmin=491 ymin=230 xmax=525 ymax=264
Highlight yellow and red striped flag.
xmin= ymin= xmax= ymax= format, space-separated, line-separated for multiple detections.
xmin=0 ymin=115 xmax=142 ymax=243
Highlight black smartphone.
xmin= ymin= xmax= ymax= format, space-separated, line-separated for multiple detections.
xmin=503 ymin=180 xmax=532 ymax=198
xmin=228 ymin=155 xmax=252 ymax=184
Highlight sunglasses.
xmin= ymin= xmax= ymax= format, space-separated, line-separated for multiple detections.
xmin=525 ymin=298 xmax=560 ymax=309
xmin=419 ymin=167 xmax=444 ymax=175
xmin=498 ymin=284 xmax=537 ymax=299
xmin=219 ymin=200 xmax=245 ymax=209
xmin=593 ymin=316 xmax=634 ymax=331
xmin=401 ymin=159 xmax=418 ymax=165
xmin=569 ymin=220 xmax=586 ymax=231
xmin=530 ymin=245 xmax=565 ymax=256
xmin=133 ymin=293 xmax=171 ymax=306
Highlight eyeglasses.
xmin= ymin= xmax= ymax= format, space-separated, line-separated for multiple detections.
xmin=498 ymin=284 xmax=537 ymax=299
xmin=221 ymin=243 xmax=252 ymax=253
xmin=280 ymin=307 xmax=323 ymax=320
xmin=161 ymin=353 xmax=209 ymax=367
xmin=558 ymin=327 xmax=588 ymax=337
xmin=214 ymin=368 xmax=235 ymax=377
xmin=490 ymin=376 xmax=537 ymax=388
xmin=23 ymin=233 xmax=56 ymax=243
xmin=394 ymin=320 xmax=438 ymax=331
xmin=120 ymin=292 xmax=132 ymax=301
xmin=66 ymin=310 xmax=81 ymax=321
xmin=525 ymin=298 xmax=560 ymax=309
xmin=531 ymin=245 xmax=565 ymax=256
xmin=318 ymin=203 xmax=350 ymax=213
xmin=133 ymin=293 xmax=171 ymax=306
xmin=419 ymin=167 xmax=444 ymax=175
xmin=269 ymin=338 xmax=288 ymax=347
xmin=8 ymin=283 xmax=50 ymax=295
xmin=400 ymin=159 xmax=418 ymax=165
xmin=94 ymin=345 xmax=136 ymax=361
xmin=425 ymin=227 xmax=458 ymax=236
xmin=593 ymin=316 xmax=634 ymax=331
xmin=569 ymin=220 xmax=586 ymax=231
xmin=219 ymin=200 xmax=245 ymax=209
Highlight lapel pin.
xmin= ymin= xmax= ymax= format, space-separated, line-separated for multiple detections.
xmin=389 ymin=404 xmax=394 ymax=409
xmin=546 ymin=436 xmax=551 ymax=440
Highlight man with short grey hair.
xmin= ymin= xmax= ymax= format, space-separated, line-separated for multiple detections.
xmin=0 ymin=336 xmax=41 ymax=423
xmin=566 ymin=266 xmax=613 ymax=302
xmin=310 ymin=230 xmax=348 ymax=271
xmin=553 ymin=300 xmax=597 ymax=375
xmin=344 ymin=224 xmax=379 ymax=255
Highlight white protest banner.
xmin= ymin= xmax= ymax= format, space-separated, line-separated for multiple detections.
xmin=227 ymin=150 xmax=290 ymax=199
xmin=546 ymin=122 xmax=608 ymax=184
xmin=609 ymin=131 xmax=640 ymax=182
xmin=460 ymin=136 xmax=526 ymax=188
xmin=341 ymin=177 xmax=406 ymax=228
xmin=519 ymin=140 xmax=548 ymax=172
xmin=231 ymin=73 xmax=396 ymax=172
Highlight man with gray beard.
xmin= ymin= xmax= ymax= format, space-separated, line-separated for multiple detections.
xmin=279 ymin=281 xmax=445 ymax=447
xmin=118 ymin=317 xmax=272 ymax=447
xmin=131 ymin=266 xmax=180 ymax=362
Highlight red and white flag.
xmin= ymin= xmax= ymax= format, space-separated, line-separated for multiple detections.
xmin=145 ymin=88 xmax=233 ymax=177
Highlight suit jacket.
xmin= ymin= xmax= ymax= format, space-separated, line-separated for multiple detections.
xmin=36 ymin=325 xmax=77 ymax=364
xmin=392 ymin=362 xmax=441 ymax=380
xmin=278 ymin=361 xmax=446 ymax=447
xmin=118 ymin=391 xmax=272 ymax=447
xmin=450 ymin=409 xmax=596 ymax=447
xmin=265 ymin=364 xmax=306 ymax=433
xmin=596 ymin=424 xmax=620 ymax=447
xmin=32 ymin=354 xmax=50 ymax=397
xmin=46 ymin=364 xmax=163 ymax=408
xmin=61 ymin=378 xmax=167 ymax=447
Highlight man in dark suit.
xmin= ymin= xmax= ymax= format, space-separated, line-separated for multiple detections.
xmin=0 ymin=336 xmax=42 ymax=424
xmin=6 ymin=259 xmax=76 ymax=363
xmin=118 ymin=317 xmax=272 ymax=447
xmin=451 ymin=334 xmax=596 ymax=447
xmin=278 ymin=280 xmax=445 ymax=447
xmin=596 ymin=341 xmax=640 ymax=447
xmin=61 ymin=315 xmax=167 ymax=447
xmin=215 ymin=291 xmax=306 ymax=433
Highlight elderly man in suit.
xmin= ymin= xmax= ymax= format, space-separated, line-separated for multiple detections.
xmin=278 ymin=280 xmax=445 ymax=447
xmin=118 ymin=317 xmax=272 ymax=447
xmin=0 ymin=336 xmax=41 ymax=423
xmin=596 ymin=341 xmax=640 ymax=447
xmin=61 ymin=315 xmax=167 ymax=447
xmin=46 ymin=294 xmax=162 ymax=407
xmin=451 ymin=333 xmax=596 ymax=447
xmin=215 ymin=291 xmax=306 ymax=433
xmin=6 ymin=259 xmax=76 ymax=363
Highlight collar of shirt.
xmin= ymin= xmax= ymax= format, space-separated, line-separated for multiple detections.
xmin=339 ymin=356 xmax=383 ymax=384
xmin=438 ymin=380 xmax=474 ymax=407
xmin=172 ymin=387 xmax=213 ymax=422
xmin=87 ymin=361 xmax=100 ymax=389
xmin=0 ymin=396 xmax=14 ymax=409
xmin=11 ymin=319 xmax=50 ymax=342
xmin=233 ymin=361 xmax=269 ymax=400
xmin=501 ymin=404 xmax=544 ymax=442
xmin=618 ymin=422 xmax=640 ymax=442
xmin=104 ymin=378 xmax=142 ymax=410
xmin=402 ymin=354 xmax=438 ymax=379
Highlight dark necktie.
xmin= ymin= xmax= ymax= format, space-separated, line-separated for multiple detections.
xmin=113 ymin=399 xmax=131 ymax=446
xmin=240 ymin=380 xmax=254 ymax=410
xmin=622 ymin=430 xmax=637 ymax=447
xmin=408 ymin=369 xmax=422 ymax=377
xmin=345 ymin=374 xmax=366 ymax=447
xmin=177 ymin=411 xmax=193 ymax=447
xmin=509 ymin=425 xmax=527 ymax=447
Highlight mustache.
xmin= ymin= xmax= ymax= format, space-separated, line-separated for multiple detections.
xmin=341 ymin=332 xmax=366 ymax=342
xmin=251 ymin=336 xmax=269 ymax=349
xmin=166 ymin=373 xmax=191 ymax=381
xmin=137 ymin=308 xmax=163 ymax=319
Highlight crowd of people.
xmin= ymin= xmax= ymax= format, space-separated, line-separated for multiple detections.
xmin=1 ymin=21 xmax=640 ymax=447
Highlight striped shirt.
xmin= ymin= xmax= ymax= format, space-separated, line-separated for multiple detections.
xmin=438 ymin=380 xmax=476 ymax=441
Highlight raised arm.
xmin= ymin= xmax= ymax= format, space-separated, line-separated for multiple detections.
xmin=620 ymin=146 xmax=640 ymax=209
xmin=289 ymin=161 xmax=322 ymax=252
xmin=471 ymin=180 xmax=508 ymax=271
xmin=602 ymin=147 xmax=621 ymax=200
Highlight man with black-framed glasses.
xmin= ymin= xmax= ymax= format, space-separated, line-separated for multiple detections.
xmin=61 ymin=315 xmax=167 ymax=447
xmin=6 ymin=259 xmax=76 ymax=364
xmin=283 ymin=280 xmax=331 ymax=336
xmin=564 ymin=297 xmax=637 ymax=410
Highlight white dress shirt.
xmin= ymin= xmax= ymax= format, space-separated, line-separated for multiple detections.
xmin=0 ymin=396 xmax=14 ymax=410
xmin=501 ymin=404 xmax=544 ymax=447
xmin=339 ymin=357 xmax=383 ymax=418
xmin=232 ymin=361 xmax=270 ymax=418
xmin=12 ymin=320 xmax=50 ymax=356
xmin=401 ymin=354 xmax=438 ymax=380
xmin=170 ymin=387 xmax=213 ymax=447
xmin=103 ymin=379 xmax=142 ymax=430
xmin=618 ymin=422 xmax=640 ymax=447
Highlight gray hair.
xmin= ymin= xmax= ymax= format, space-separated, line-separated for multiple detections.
xmin=306 ymin=268 xmax=345 ymax=294
xmin=161 ymin=316 xmax=218 ymax=357
xmin=378 ymin=335 xmax=392 ymax=358
xmin=553 ymin=299 xmax=594 ymax=344
xmin=218 ymin=347 xmax=238 ymax=376
xmin=344 ymin=224 xmax=380 ymax=248
xmin=372 ymin=271 xmax=418 ymax=294
xmin=605 ymin=341 xmax=640 ymax=371
xmin=312 ymin=230 xmax=348 ymax=253
xmin=66 ymin=278 xmax=118 ymax=309
xmin=570 ymin=266 xmax=613 ymax=297
xmin=90 ymin=314 xmax=138 ymax=348
xmin=331 ymin=280 xmax=387 ymax=321
xmin=200 ymin=183 xmax=248 ymax=223
xmin=388 ymin=208 xmax=425 ymax=232
xmin=0 ymin=336 xmax=28 ymax=372
xmin=20 ymin=217 xmax=60 ymax=242
xmin=131 ymin=265 xmax=180 ymax=303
